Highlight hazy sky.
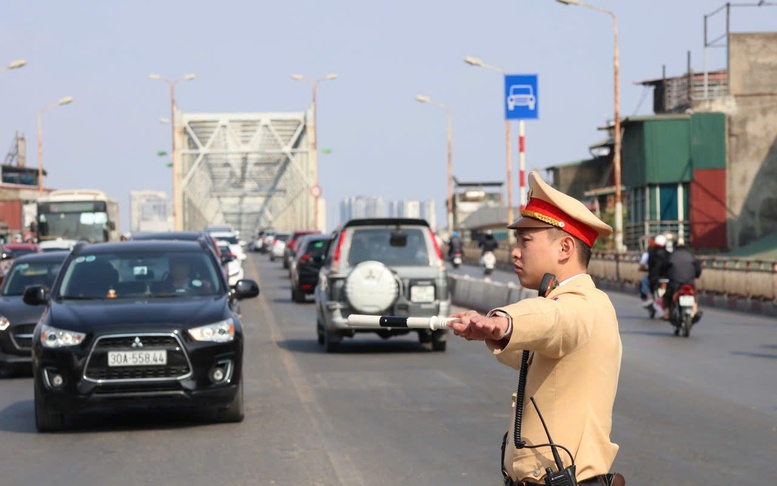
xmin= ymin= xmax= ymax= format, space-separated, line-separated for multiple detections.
xmin=2 ymin=1 xmax=775 ymax=232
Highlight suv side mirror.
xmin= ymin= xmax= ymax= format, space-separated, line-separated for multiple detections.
xmin=23 ymin=285 xmax=50 ymax=306
xmin=221 ymin=253 xmax=235 ymax=264
xmin=233 ymin=279 xmax=259 ymax=299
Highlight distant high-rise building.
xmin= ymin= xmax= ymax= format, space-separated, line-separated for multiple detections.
xmin=386 ymin=199 xmax=436 ymax=227
xmin=420 ymin=200 xmax=436 ymax=229
xmin=340 ymin=196 xmax=385 ymax=224
xmin=130 ymin=190 xmax=173 ymax=233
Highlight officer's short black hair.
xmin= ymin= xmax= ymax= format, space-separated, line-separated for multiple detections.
xmin=546 ymin=228 xmax=592 ymax=267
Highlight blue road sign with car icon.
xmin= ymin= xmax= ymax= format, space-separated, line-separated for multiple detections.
xmin=505 ymin=74 xmax=538 ymax=120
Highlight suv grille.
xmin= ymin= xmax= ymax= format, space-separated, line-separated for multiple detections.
xmin=11 ymin=324 xmax=36 ymax=351
xmin=85 ymin=334 xmax=191 ymax=382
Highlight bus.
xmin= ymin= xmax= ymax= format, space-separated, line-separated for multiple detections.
xmin=36 ymin=189 xmax=120 ymax=248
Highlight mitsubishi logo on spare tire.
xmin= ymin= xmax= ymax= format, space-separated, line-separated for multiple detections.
xmin=345 ymin=260 xmax=399 ymax=314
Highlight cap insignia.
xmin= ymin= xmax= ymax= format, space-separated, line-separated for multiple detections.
xmin=521 ymin=209 xmax=565 ymax=229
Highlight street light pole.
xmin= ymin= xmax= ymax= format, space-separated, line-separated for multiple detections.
xmin=416 ymin=95 xmax=454 ymax=234
xmin=149 ymin=73 xmax=195 ymax=231
xmin=37 ymin=96 xmax=74 ymax=194
xmin=291 ymin=73 xmax=338 ymax=231
xmin=556 ymin=0 xmax=624 ymax=252
xmin=464 ymin=56 xmax=516 ymax=234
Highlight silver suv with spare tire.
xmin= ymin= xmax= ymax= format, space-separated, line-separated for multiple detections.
xmin=315 ymin=218 xmax=451 ymax=352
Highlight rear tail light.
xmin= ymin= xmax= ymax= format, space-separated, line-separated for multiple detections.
xmin=300 ymin=254 xmax=311 ymax=262
xmin=332 ymin=230 xmax=346 ymax=271
xmin=429 ymin=229 xmax=443 ymax=267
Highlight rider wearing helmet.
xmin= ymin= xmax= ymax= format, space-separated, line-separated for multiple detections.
xmin=478 ymin=229 xmax=499 ymax=255
xmin=448 ymin=230 xmax=463 ymax=259
xmin=647 ymin=234 xmax=670 ymax=300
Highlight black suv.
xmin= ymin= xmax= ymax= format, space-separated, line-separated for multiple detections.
xmin=25 ymin=240 xmax=259 ymax=431
xmin=314 ymin=218 xmax=450 ymax=352
xmin=0 ymin=252 xmax=68 ymax=374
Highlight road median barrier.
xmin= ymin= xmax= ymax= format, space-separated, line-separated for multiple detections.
xmin=449 ymin=275 xmax=537 ymax=313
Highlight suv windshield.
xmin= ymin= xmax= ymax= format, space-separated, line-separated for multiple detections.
xmin=348 ymin=228 xmax=430 ymax=267
xmin=57 ymin=251 xmax=224 ymax=299
xmin=2 ymin=260 xmax=63 ymax=296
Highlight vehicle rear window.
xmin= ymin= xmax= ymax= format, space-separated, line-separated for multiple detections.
xmin=303 ymin=239 xmax=329 ymax=259
xmin=347 ymin=228 xmax=430 ymax=267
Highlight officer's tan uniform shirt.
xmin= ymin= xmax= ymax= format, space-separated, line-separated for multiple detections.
xmin=488 ymin=274 xmax=621 ymax=483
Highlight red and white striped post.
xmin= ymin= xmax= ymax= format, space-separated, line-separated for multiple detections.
xmin=518 ymin=120 xmax=527 ymax=210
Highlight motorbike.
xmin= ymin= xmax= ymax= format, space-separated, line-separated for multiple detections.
xmin=450 ymin=251 xmax=462 ymax=269
xmin=668 ymin=284 xmax=699 ymax=337
xmin=481 ymin=251 xmax=496 ymax=275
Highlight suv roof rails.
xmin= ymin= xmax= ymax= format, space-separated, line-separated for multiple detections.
xmin=339 ymin=218 xmax=430 ymax=230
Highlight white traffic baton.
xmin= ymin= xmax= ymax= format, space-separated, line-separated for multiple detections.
xmin=345 ymin=315 xmax=459 ymax=331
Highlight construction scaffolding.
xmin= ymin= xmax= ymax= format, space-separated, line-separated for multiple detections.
xmin=178 ymin=111 xmax=317 ymax=238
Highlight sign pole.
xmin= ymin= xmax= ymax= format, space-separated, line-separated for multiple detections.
xmin=519 ymin=120 xmax=526 ymax=211
xmin=504 ymin=74 xmax=537 ymax=215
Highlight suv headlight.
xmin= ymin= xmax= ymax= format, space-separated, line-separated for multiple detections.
xmin=0 ymin=315 xmax=9 ymax=331
xmin=40 ymin=324 xmax=86 ymax=348
xmin=188 ymin=318 xmax=234 ymax=342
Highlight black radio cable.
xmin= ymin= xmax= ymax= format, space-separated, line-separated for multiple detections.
xmin=513 ymin=349 xmax=530 ymax=448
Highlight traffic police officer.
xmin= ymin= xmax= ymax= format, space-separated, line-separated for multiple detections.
xmin=449 ymin=172 xmax=623 ymax=485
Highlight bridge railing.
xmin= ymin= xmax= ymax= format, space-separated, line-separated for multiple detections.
xmin=456 ymin=243 xmax=777 ymax=302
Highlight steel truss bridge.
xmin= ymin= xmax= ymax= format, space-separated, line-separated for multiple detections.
xmin=177 ymin=111 xmax=318 ymax=238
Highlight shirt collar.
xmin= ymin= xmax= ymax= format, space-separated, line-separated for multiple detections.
xmin=558 ymin=273 xmax=587 ymax=286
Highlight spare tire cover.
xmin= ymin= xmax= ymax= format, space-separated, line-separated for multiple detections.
xmin=345 ymin=260 xmax=399 ymax=314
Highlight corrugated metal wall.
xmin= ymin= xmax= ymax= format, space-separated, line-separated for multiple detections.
xmin=691 ymin=169 xmax=727 ymax=248
xmin=690 ymin=113 xmax=726 ymax=170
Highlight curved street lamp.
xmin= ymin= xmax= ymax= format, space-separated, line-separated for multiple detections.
xmin=556 ymin=0 xmax=624 ymax=253
xmin=416 ymin=94 xmax=453 ymax=234
xmin=291 ymin=73 xmax=338 ymax=231
xmin=38 ymin=96 xmax=74 ymax=194
xmin=1 ymin=59 xmax=27 ymax=72
xmin=464 ymin=55 xmax=520 ymax=239
xmin=149 ymin=73 xmax=196 ymax=230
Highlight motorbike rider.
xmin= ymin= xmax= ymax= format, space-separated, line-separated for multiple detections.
xmin=479 ymin=229 xmax=499 ymax=255
xmin=448 ymin=231 xmax=463 ymax=260
xmin=638 ymin=238 xmax=652 ymax=306
xmin=647 ymin=234 xmax=670 ymax=305
xmin=660 ymin=241 xmax=703 ymax=321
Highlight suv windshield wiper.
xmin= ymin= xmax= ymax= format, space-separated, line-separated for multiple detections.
xmin=59 ymin=295 xmax=101 ymax=300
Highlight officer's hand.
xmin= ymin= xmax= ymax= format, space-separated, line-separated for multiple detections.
xmin=447 ymin=310 xmax=509 ymax=342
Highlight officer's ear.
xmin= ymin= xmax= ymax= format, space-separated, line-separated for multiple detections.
xmin=557 ymin=234 xmax=576 ymax=263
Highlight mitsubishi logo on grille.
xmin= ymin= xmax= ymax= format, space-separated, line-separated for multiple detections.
xmin=131 ymin=337 xmax=144 ymax=348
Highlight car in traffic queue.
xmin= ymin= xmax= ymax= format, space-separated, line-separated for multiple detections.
xmin=283 ymin=230 xmax=321 ymax=270
xmin=290 ymin=234 xmax=332 ymax=303
xmin=207 ymin=228 xmax=247 ymax=262
xmin=0 ymin=252 xmax=68 ymax=375
xmin=129 ymin=230 xmax=233 ymax=280
xmin=25 ymin=239 xmax=259 ymax=432
xmin=269 ymin=233 xmax=290 ymax=262
xmin=215 ymin=239 xmax=244 ymax=287
xmin=315 ymin=218 xmax=451 ymax=352
xmin=3 ymin=242 xmax=41 ymax=258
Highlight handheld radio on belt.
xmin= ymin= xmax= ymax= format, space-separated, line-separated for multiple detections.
xmin=509 ymin=273 xmax=579 ymax=486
